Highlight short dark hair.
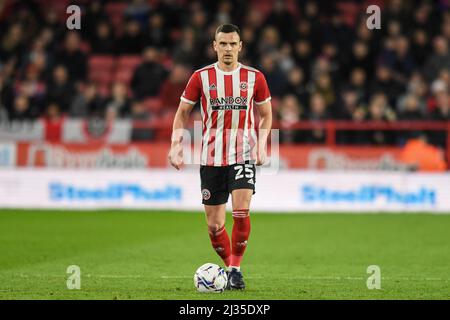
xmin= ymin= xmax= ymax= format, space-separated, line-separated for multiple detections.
xmin=215 ymin=24 xmax=241 ymax=39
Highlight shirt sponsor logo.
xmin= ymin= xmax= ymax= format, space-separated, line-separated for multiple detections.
xmin=209 ymin=96 xmax=248 ymax=111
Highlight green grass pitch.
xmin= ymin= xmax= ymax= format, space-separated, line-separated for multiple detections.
xmin=0 ymin=210 xmax=449 ymax=300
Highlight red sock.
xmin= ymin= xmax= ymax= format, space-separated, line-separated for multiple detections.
xmin=230 ymin=209 xmax=251 ymax=268
xmin=208 ymin=225 xmax=231 ymax=267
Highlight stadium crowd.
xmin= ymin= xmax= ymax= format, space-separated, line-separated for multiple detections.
xmin=0 ymin=0 xmax=449 ymax=146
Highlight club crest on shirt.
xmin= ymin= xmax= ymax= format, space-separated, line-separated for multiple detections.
xmin=240 ymin=81 xmax=247 ymax=91
xmin=209 ymin=83 xmax=217 ymax=90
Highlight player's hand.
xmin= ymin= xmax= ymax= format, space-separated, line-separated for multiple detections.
xmin=168 ymin=142 xmax=183 ymax=170
xmin=256 ymin=148 xmax=267 ymax=166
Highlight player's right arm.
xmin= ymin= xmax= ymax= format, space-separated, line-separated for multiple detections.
xmin=168 ymin=71 xmax=201 ymax=170
xmin=168 ymin=101 xmax=194 ymax=170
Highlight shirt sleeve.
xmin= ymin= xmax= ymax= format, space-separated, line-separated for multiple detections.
xmin=254 ymin=72 xmax=271 ymax=105
xmin=180 ymin=72 xmax=201 ymax=105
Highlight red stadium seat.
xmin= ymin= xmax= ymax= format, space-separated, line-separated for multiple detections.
xmin=143 ymin=97 xmax=163 ymax=114
xmin=117 ymin=55 xmax=142 ymax=70
xmin=105 ymin=2 xmax=127 ymax=15
xmin=115 ymin=56 xmax=142 ymax=85
xmin=114 ymin=69 xmax=134 ymax=85
xmin=89 ymin=70 xmax=114 ymax=86
xmin=88 ymin=55 xmax=116 ymax=86
xmin=89 ymin=55 xmax=115 ymax=71
xmin=88 ymin=55 xmax=115 ymax=89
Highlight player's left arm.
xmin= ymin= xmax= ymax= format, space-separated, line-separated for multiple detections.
xmin=254 ymin=71 xmax=272 ymax=166
xmin=256 ymin=101 xmax=272 ymax=166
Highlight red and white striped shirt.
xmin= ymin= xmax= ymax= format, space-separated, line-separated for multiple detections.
xmin=181 ymin=62 xmax=271 ymax=167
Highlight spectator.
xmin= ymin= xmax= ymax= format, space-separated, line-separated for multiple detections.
xmin=43 ymin=102 xmax=63 ymax=143
xmin=423 ymin=36 xmax=450 ymax=82
xmin=411 ymin=29 xmax=431 ymax=67
xmin=306 ymin=93 xmax=329 ymax=144
xmin=429 ymin=90 xmax=450 ymax=148
xmin=348 ymin=67 xmax=368 ymax=103
xmin=240 ymin=26 xmax=258 ymax=63
xmin=293 ymin=39 xmax=313 ymax=82
xmin=430 ymin=88 xmax=450 ymax=122
xmin=382 ymin=0 xmax=410 ymax=30
xmin=124 ymin=0 xmax=151 ymax=28
xmin=386 ymin=36 xmax=416 ymax=83
xmin=0 ymin=64 xmax=15 ymax=115
xmin=172 ymin=28 xmax=199 ymax=67
xmin=42 ymin=7 xmax=65 ymax=42
xmin=258 ymin=54 xmax=286 ymax=98
xmin=104 ymin=82 xmax=131 ymax=118
xmin=336 ymin=87 xmax=367 ymax=144
xmin=397 ymin=72 xmax=428 ymax=114
xmin=159 ymin=64 xmax=190 ymax=113
xmin=9 ymin=95 xmax=33 ymax=121
xmin=83 ymin=0 xmax=109 ymax=40
xmin=117 ymin=19 xmax=145 ymax=55
xmin=264 ymin=0 xmax=295 ymax=43
xmin=311 ymin=72 xmax=336 ymax=112
xmin=91 ymin=21 xmax=116 ymax=55
xmin=278 ymin=43 xmax=296 ymax=75
xmin=144 ymin=13 xmax=170 ymax=49
xmin=130 ymin=100 xmax=153 ymax=141
xmin=399 ymin=134 xmax=447 ymax=171
xmin=69 ymin=83 xmax=104 ymax=118
xmin=370 ymin=65 xmax=403 ymax=106
xmin=22 ymin=38 xmax=51 ymax=81
xmin=131 ymin=47 xmax=168 ymax=99
xmin=366 ymin=93 xmax=396 ymax=145
xmin=46 ymin=65 xmax=74 ymax=113
xmin=344 ymin=41 xmax=373 ymax=79
xmin=258 ymin=26 xmax=281 ymax=56
xmin=427 ymin=78 xmax=448 ymax=113
xmin=14 ymin=64 xmax=46 ymax=116
xmin=55 ymin=32 xmax=87 ymax=84
xmin=412 ymin=2 xmax=436 ymax=37
xmin=0 ymin=23 xmax=25 ymax=65
xmin=281 ymin=67 xmax=309 ymax=107
xmin=398 ymin=94 xmax=425 ymax=143
xmin=278 ymin=94 xmax=304 ymax=143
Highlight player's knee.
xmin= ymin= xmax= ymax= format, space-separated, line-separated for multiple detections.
xmin=232 ymin=192 xmax=252 ymax=210
xmin=207 ymin=223 xmax=223 ymax=236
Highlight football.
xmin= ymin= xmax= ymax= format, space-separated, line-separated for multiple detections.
xmin=194 ymin=263 xmax=228 ymax=293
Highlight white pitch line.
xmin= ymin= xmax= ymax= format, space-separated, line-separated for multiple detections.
xmin=12 ymin=274 xmax=448 ymax=281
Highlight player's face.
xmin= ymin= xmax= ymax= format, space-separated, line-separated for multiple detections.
xmin=213 ymin=32 xmax=242 ymax=66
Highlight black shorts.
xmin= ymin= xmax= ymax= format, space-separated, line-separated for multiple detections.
xmin=200 ymin=163 xmax=256 ymax=205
